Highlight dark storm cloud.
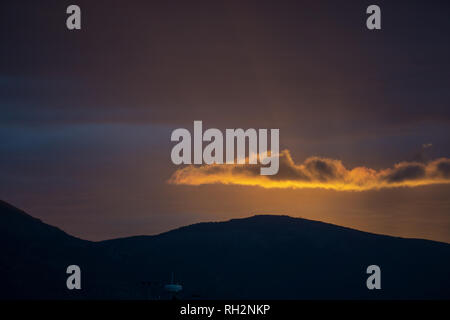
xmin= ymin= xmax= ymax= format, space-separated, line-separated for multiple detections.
xmin=304 ymin=158 xmax=343 ymax=182
xmin=1 ymin=0 xmax=450 ymax=132
xmin=434 ymin=159 xmax=450 ymax=178
xmin=384 ymin=164 xmax=426 ymax=182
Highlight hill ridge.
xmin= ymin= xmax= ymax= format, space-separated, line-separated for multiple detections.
xmin=1 ymin=199 xmax=449 ymax=299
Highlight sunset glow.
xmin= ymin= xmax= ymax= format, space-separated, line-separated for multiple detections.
xmin=169 ymin=150 xmax=450 ymax=191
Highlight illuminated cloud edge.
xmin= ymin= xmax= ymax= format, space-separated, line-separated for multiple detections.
xmin=168 ymin=150 xmax=450 ymax=191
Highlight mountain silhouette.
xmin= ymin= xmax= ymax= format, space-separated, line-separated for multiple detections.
xmin=1 ymin=200 xmax=449 ymax=299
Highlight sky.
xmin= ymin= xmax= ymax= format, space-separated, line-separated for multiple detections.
xmin=1 ymin=0 xmax=449 ymax=242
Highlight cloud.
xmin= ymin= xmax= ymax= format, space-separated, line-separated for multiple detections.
xmin=168 ymin=150 xmax=450 ymax=191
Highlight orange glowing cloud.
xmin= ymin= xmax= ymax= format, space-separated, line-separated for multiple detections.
xmin=168 ymin=150 xmax=450 ymax=191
